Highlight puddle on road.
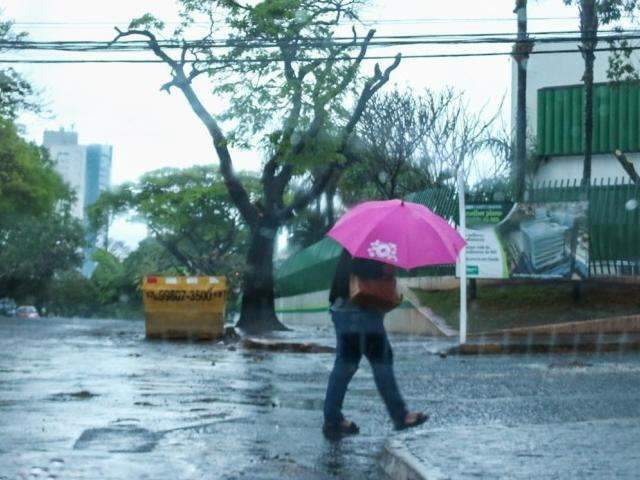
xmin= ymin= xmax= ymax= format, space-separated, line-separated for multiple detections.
xmin=277 ymin=397 xmax=325 ymax=411
xmin=74 ymin=426 xmax=159 ymax=453
xmin=186 ymin=393 xmax=276 ymax=408
xmin=49 ymin=390 xmax=99 ymax=401
xmin=235 ymin=459 xmax=336 ymax=480
xmin=548 ymin=360 xmax=593 ymax=369
xmin=73 ymin=412 xmax=239 ymax=455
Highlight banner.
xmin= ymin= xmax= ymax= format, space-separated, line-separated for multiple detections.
xmin=458 ymin=201 xmax=589 ymax=280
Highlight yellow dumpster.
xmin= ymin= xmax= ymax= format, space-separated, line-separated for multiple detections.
xmin=142 ymin=276 xmax=227 ymax=340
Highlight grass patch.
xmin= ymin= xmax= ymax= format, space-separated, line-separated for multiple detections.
xmin=413 ymin=281 xmax=640 ymax=334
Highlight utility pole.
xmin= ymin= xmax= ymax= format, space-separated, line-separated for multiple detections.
xmin=513 ymin=0 xmax=531 ymax=201
xmin=457 ymin=167 xmax=468 ymax=344
xmin=579 ymin=0 xmax=598 ymax=187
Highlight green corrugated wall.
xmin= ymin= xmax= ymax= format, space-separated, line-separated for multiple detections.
xmin=537 ymin=81 xmax=640 ymax=156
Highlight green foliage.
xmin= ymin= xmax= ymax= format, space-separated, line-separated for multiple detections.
xmin=289 ymin=207 xmax=330 ymax=250
xmin=122 ymin=238 xmax=181 ymax=295
xmin=0 ymin=118 xmax=69 ymax=217
xmin=120 ymin=1 xmax=399 ymax=329
xmin=91 ymin=249 xmax=128 ymax=305
xmin=44 ymin=239 xmax=181 ymax=319
xmin=0 ymin=114 xmax=83 ymax=305
xmin=89 ymin=166 xmax=256 ymax=289
xmin=467 ymin=176 xmax=515 ymax=203
xmin=128 ymin=14 xmax=165 ymax=31
xmin=0 ymin=68 xmax=37 ymax=119
xmin=338 ymin=87 xmax=502 ymax=205
xmin=0 ymin=15 xmax=80 ymax=306
xmin=169 ymin=0 xmax=368 ymax=162
xmin=561 ymin=0 xmax=638 ymax=19
xmin=47 ymin=271 xmax=100 ymax=318
xmin=0 ymin=18 xmax=37 ymax=118
xmin=0 ymin=207 xmax=85 ymax=302
xmin=338 ymin=86 xmax=436 ymax=204
xmin=606 ymin=33 xmax=640 ymax=81
xmin=340 ymin=161 xmax=436 ymax=205
xmin=562 ymin=1 xmax=640 ymax=81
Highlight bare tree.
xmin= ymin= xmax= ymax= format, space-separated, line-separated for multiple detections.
xmin=337 ymin=88 xmax=506 ymax=206
xmin=419 ymin=90 xmax=504 ymax=187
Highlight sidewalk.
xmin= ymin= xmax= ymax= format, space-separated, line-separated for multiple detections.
xmin=382 ymin=418 xmax=640 ymax=479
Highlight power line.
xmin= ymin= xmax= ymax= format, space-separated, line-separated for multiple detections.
xmin=5 ymin=27 xmax=637 ymax=42
xmin=2 ymin=45 xmax=638 ymax=64
xmin=12 ymin=14 xmax=636 ymax=27
xmin=2 ymin=30 xmax=640 ymax=52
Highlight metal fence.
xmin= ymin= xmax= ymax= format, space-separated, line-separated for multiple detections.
xmin=527 ymin=178 xmax=640 ymax=277
xmin=408 ymin=178 xmax=640 ymax=278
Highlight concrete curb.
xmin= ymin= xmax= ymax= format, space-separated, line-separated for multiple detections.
xmin=483 ymin=314 xmax=640 ymax=336
xmin=445 ymin=334 xmax=640 ymax=355
xmin=380 ymin=438 xmax=447 ymax=480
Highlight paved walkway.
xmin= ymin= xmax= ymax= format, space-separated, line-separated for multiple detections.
xmin=383 ymin=418 xmax=640 ymax=479
xmin=381 ymin=354 xmax=640 ymax=479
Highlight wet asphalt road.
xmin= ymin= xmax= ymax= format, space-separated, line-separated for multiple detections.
xmin=1 ymin=316 xmax=640 ymax=479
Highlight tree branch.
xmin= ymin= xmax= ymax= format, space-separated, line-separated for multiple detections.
xmin=262 ymin=41 xmax=305 ymax=206
xmin=112 ymin=27 xmax=259 ymax=226
xmin=276 ymin=52 xmax=401 ymax=220
xmin=340 ymin=53 xmax=402 ymax=149
xmin=268 ymin=31 xmax=369 ymax=199
xmin=614 ymin=149 xmax=640 ymax=184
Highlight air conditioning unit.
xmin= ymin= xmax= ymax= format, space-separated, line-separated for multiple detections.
xmin=520 ymin=220 xmax=569 ymax=271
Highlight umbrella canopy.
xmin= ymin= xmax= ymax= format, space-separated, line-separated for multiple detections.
xmin=327 ymin=199 xmax=465 ymax=270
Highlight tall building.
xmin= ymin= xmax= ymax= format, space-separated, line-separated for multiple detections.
xmin=85 ymin=144 xmax=113 ymax=208
xmin=43 ymin=128 xmax=113 ymax=276
xmin=43 ymin=129 xmax=87 ymax=220
xmin=83 ymin=145 xmax=113 ymax=276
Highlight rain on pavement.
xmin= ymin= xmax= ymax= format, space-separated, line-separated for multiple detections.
xmin=1 ymin=316 xmax=640 ymax=479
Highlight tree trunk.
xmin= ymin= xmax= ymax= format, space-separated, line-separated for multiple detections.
xmin=236 ymin=218 xmax=288 ymax=334
xmin=614 ymin=149 xmax=640 ymax=184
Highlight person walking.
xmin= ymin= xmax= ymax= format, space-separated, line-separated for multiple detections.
xmin=322 ymin=249 xmax=428 ymax=439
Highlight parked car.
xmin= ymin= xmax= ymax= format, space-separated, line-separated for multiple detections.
xmin=0 ymin=298 xmax=17 ymax=317
xmin=15 ymin=306 xmax=39 ymax=319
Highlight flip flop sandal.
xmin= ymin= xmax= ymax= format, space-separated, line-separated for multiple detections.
xmin=322 ymin=420 xmax=360 ymax=439
xmin=395 ymin=412 xmax=429 ymax=431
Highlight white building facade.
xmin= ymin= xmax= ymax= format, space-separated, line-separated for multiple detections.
xmin=511 ymin=41 xmax=640 ymax=184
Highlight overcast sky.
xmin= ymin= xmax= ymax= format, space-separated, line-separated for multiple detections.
xmin=4 ymin=0 xmax=580 ymax=248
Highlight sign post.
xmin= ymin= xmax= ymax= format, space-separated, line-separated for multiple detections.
xmin=457 ymin=168 xmax=468 ymax=344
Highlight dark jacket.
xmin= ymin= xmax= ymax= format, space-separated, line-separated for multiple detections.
xmin=329 ymin=250 xmax=393 ymax=305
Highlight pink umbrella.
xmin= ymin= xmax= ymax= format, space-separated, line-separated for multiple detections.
xmin=327 ymin=199 xmax=465 ymax=270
